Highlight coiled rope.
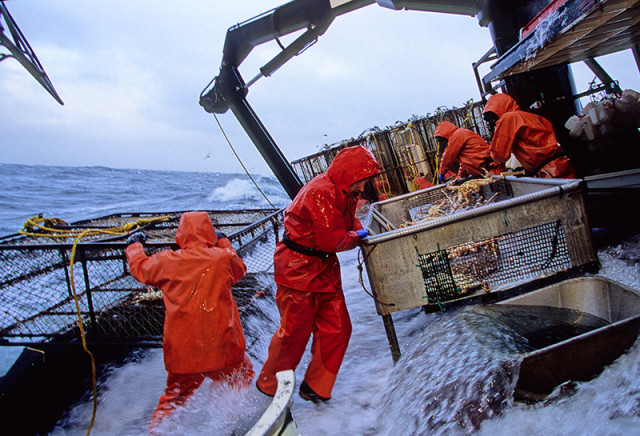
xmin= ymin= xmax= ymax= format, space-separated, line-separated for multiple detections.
xmin=19 ymin=214 xmax=172 ymax=435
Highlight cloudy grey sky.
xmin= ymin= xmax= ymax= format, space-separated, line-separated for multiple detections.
xmin=2 ymin=0 xmax=639 ymax=176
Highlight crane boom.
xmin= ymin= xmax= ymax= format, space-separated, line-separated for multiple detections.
xmin=200 ymin=0 xmax=479 ymax=199
xmin=0 ymin=3 xmax=63 ymax=105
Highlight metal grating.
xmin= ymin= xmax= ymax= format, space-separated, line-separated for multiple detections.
xmin=417 ymin=220 xmax=571 ymax=304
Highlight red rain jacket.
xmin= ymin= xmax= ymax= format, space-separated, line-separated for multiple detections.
xmin=127 ymin=212 xmax=248 ymax=374
xmin=435 ymin=121 xmax=497 ymax=178
xmin=274 ymin=146 xmax=381 ymax=293
xmin=483 ymin=93 xmax=575 ymax=178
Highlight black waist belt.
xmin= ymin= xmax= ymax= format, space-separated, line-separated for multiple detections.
xmin=529 ymin=149 xmax=565 ymax=176
xmin=282 ymin=234 xmax=333 ymax=259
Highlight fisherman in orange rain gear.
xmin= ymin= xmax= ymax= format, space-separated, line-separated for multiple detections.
xmin=374 ymin=178 xmax=391 ymax=201
xmin=126 ymin=211 xmax=254 ymax=431
xmin=483 ymin=93 xmax=576 ymax=178
xmin=434 ymin=120 xmax=504 ymax=183
xmin=413 ymin=173 xmax=432 ymax=190
xmin=256 ymin=145 xmax=381 ymax=403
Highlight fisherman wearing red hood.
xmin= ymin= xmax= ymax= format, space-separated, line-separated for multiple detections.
xmin=434 ymin=121 xmax=503 ymax=182
xmin=256 ymin=145 xmax=381 ymax=403
xmin=483 ymin=93 xmax=575 ymax=178
xmin=126 ymin=211 xmax=254 ymax=430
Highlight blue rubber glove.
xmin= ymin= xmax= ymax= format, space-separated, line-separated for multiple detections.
xmin=438 ymin=174 xmax=445 ymax=183
xmin=126 ymin=231 xmax=147 ymax=246
xmin=356 ymin=229 xmax=369 ymax=239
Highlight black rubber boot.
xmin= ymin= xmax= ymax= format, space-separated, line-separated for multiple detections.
xmin=299 ymin=380 xmax=329 ymax=404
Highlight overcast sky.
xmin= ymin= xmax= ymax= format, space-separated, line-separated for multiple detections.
xmin=2 ymin=0 xmax=639 ymax=176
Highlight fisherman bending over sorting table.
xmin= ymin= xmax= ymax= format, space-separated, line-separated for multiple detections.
xmin=126 ymin=211 xmax=254 ymax=431
xmin=434 ymin=120 xmax=504 ymax=183
xmin=256 ymin=145 xmax=381 ymax=403
xmin=483 ymin=92 xmax=576 ymax=178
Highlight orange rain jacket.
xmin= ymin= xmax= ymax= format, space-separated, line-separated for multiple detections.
xmin=127 ymin=212 xmax=249 ymax=375
xmin=274 ymin=145 xmax=381 ymax=293
xmin=257 ymin=146 xmax=381 ymax=399
xmin=435 ymin=121 xmax=501 ymax=178
xmin=483 ymin=93 xmax=575 ymax=178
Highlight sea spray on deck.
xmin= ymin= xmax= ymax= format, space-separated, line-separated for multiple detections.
xmin=377 ymin=301 xmax=615 ymax=435
xmin=376 ymin=310 xmax=522 ymax=435
xmin=50 ymin=275 xmax=281 ymax=435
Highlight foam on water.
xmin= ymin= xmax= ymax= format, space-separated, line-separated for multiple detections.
xmin=207 ymin=177 xmax=290 ymax=210
xmin=377 ymin=313 xmax=521 ymax=435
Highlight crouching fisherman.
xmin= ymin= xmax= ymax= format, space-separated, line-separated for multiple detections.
xmin=126 ymin=211 xmax=254 ymax=431
xmin=483 ymin=92 xmax=576 ymax=178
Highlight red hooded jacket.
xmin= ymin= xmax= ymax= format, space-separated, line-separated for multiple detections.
xmin=274 ymin=146 xmax=381 ymax=293
xmin=483 ymin=93 xmax=575 ymax=178
xmin=435 ymin=121 xmax=495 ymax=178
xmin=127 ymin=212 xmax=248 ymax=374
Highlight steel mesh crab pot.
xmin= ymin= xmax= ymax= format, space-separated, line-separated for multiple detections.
xmin=359 ymin=176 xmax=597 ymax=361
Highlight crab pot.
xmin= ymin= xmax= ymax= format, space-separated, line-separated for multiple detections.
xmin=360 ymin=177 xmax=596 ymax=317
xmin=0 ymin=209 xmax=282 ymax=346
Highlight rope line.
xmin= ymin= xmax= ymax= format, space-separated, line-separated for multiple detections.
xmin=356 ymin=246 xmax=395 ymax=307
xmin=212 ymin=113 xmax=276 ymax=208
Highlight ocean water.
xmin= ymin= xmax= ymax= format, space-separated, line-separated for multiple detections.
xmin=0 ymin=162 xmax=290 ymax=236
xmin=1 ymin=162 xmax=640 ymax=435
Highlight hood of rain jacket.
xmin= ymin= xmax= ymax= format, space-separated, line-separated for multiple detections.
xmin=126 ymin=211 xmax=248 ymax=374
xmin=483 ymin=93 xmax=520 ymax=118
xmin=483 ymin=93 xmax=574 ymax=178
xmin=434 ymin=121 xmax=458 ymax=140
xmin=274 ymin=145 xmax=380 ymax=292
xmin=175 ymin=211 xmax=217 ymax=249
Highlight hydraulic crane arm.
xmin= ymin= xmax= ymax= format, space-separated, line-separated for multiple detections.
xmin=0 ymin=3 xmax=63 ymax=105
xmin=200 ymin=0 xmax=375 ymax=199
xmin=200 ymin=0 xmax=479 ymax=199
xmin=201 ymin=0 xmax=375 ymax=114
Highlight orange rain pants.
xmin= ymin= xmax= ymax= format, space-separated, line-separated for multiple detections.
xmin=256 ymin=285 xmax=352 ymax=399
xmin=150 ymin=354 xmax=254 ymax=431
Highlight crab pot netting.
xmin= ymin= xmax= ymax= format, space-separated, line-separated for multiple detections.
xmin=0 ymin=209 xmax=283 ymax=345
xmin=416 ymin=219 xmax=571 ymax=304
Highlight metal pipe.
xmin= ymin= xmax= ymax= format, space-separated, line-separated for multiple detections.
xmin=372 ymin=207 xmax=397 ymax=230
xmin=222 ymin=70 xmax=304 ymax=199
xmin=632 ymin=45 xmax=640 ymax=74
xmin=376 ymin=0 xmax=478 ymax=15
xmin=382 ymin=314 xmax=402 ymax=362
xmin=584 ymin=57 xmax=623 ymax=94
xmin=79 ymin=248 xmax=98 ymax=333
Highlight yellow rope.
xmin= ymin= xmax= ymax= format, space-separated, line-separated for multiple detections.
xmin=433 ymin=132 xmax=443 ymax=186
xmin=370 ymin=133 xmax=391 ymax=194
xmin=19 ymin=214 xmax=172 ymax=435
xmin=461 ymin=99 xmax=474 ymax=128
